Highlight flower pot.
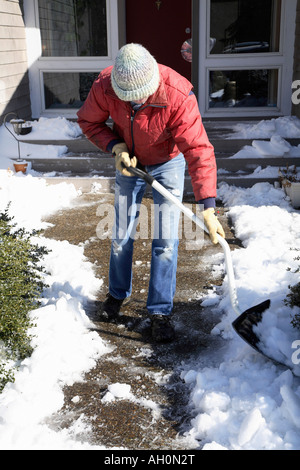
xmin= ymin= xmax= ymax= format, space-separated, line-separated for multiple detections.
xmin=282 ymin=178 xmax=300 ymax=209
xmin=285 ymin=182 xmax=300 ymax=209
xmin=13 ymin=161 xmax=28 ymax=174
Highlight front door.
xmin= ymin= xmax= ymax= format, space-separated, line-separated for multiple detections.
xmin=126 ymin=0 xmax=192 ymax=81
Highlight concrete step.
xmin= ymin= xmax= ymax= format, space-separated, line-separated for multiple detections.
xmin=43 ymin=174 xmax=280 ymax=194
xmin=19 ymin=129 xmax=299 ymax=190
xmin=25 ymin=154 xmax=115 ymax=176
xmin=20 ymin=136 xmax=101 ymax=154
xmin=23 ymin=153 xmax=299 ymax=177
xmin=216 ymin=176 xmax=280 ymax=188
xmin=216 ymin=156 xmax=300 ymax=173
xmin=21 ymin=134 xmax=300 ymax=157
xmin=212 ymin=138 xmax=300 ymax=154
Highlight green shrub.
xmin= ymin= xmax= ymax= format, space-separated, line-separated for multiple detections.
xmin=0 ymin=207 xmax=49 ymax=392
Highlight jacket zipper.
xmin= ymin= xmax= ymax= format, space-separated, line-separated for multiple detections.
xmin=130 ymin=109 xmax=136 ymax=157
xmin=130 ymin=104 xmax=166 ymax=157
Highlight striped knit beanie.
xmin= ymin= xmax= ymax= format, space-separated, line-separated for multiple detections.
xmin=111 ymin=44 xmax=160 ymax=101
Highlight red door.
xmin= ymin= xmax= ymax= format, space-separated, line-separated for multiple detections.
xmin=126 ymin=0 xmax=192 ymax=81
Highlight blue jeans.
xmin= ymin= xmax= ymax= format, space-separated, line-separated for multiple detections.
xmin=109 ymin=154 xmax=186 ymax=316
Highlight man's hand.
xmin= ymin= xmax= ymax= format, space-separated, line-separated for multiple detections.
xmin=203 ymin=208 xmax=226 ymax=245
xmin=112 ymin=143 xmax=137 ymax=177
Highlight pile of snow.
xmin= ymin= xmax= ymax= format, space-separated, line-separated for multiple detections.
xmin=0 ymin=172 xmax=78 ymax=231
xmin=102 ymin=383 xmax=133 ymax=402
xmin=0 ymin=170 xmax=111 ymax=449
xmin=218 ymin=117 xmax=300 ymax=181
xmin=0 ymin=240 xmax=109 ymax=449
xmin=224 ymin=118 xmax=300 ymax=181
xmin=181 ymin=182 xmax=300 ymax=450
xmin=229 ymin=116 xmax=300 ymax=139
xmin=231 ymin=135 xmax=300 ymax=160
xmin=18 ymin=117 xmax=82 ymax=141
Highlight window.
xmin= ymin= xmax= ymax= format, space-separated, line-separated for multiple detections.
xmin=209 ymin=69 xmax=278 ymax=108
xmin=24 ymin=0 xmax=119 ymax=118
xmin=209 ymin=0 xmax=281 ymax=55
xmin=43 ymin=72 xmax=99 ymax=109
xmin=38 ymin=0 xmax=108 ymax=57
xmin=196 ymin=0 xmax=296 ymax=117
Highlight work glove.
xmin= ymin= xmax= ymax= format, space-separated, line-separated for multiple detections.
xmin=202 ymin=208 xmax=226 ymax=245
xmin=112 ymin=143 xmax=138 ymax=177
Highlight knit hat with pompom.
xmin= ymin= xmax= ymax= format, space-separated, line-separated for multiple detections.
xmin=111 ymin=44 xmax=160 ymax=101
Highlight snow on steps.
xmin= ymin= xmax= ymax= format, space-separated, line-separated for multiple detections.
xmin=19 ymin=131 xmax=300 ymax=192
xmin=213 ymin=137 xmax=300 ymax=188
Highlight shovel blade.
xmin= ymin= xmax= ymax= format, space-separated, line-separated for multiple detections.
xmin=232 ymin=299 xmax=271 ymax=353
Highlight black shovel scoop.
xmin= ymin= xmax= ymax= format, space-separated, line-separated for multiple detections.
xmin=122 ymin=164 xmax=271 ymax=358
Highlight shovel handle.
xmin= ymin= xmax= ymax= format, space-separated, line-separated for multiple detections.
xmin=120 ymin=162 xmax=241 ymax=316
xmin=124 ymin=165 xmax=155 ymax=185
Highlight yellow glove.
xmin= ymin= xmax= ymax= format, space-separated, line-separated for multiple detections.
xmin=112 ymin=143 xmax=137 ymax=177
xmin=203 ymin=208 xmax=226 ymax=245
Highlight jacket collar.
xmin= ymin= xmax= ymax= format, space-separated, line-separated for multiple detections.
xmin=147 ymin=79 xmax=168 ymax=106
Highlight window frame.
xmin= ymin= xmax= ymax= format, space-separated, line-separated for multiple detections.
xmin=197 ymin=0 xmax=297 ymax=118
xmin=24 ymin=0 xmax=119 ymax=118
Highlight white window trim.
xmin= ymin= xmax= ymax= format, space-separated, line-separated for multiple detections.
xmin=198 ymin=0 xmax=297 ymax=118
xmin=24 ymin=0 xmax=119 ymax=118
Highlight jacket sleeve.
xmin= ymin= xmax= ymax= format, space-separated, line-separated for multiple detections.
xmin=168 ymin=93 xmax=217 ymax=202
xmin=77 ymin=76 xmax=120 ymax=152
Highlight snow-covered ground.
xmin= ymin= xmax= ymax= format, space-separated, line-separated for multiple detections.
xmin=0 ymin=117 xmax=81 ymax=170
xmin=182 ymin=182 xmax=300 ymax=450
xmin=0 ymin=173 xmax=113 ymax=449
xmin=0 ymin=117 xmax=300 ymax=450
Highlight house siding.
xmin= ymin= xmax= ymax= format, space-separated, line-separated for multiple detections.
xmin=0 ymin=0 xmax=31 ymax=120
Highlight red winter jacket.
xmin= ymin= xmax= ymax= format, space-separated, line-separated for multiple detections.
xmin=77 ymin=64 xmax=217 ymax=201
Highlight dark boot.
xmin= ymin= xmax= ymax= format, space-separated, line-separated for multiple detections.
xmin=100 ymin=293 xmax=124 ymax=323
xmin=150 ymin=315 xmax=175 ymax=342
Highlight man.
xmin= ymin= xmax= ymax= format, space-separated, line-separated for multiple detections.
xmin=77 ymin=43 xmax=225 ymax=342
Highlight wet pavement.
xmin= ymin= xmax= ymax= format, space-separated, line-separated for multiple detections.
xmin=42 ymin=191 xmax=238 ymax=450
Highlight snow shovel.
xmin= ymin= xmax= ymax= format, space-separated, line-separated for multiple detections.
xmin=121 ymin=164 xmax=271 ymax=357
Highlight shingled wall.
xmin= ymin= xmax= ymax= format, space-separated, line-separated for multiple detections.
xmin=0 ymin=0 xmax=31 ymax=120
